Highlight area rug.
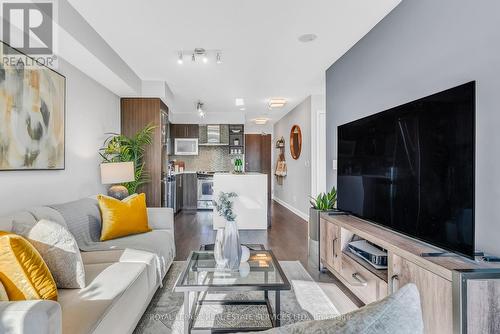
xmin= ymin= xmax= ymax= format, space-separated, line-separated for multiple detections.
xmin=134 ymin=261 xmax=356 ymax=333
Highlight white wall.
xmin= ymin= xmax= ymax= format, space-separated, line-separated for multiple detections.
xmin=0 ymin=59 xmax=120 ymax=215
xmin=272 ymin=97 xmax=312 ymax=220
xmin=325 ymin=0 xmax=500 ymax=256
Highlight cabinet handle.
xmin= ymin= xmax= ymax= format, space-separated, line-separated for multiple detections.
xmin=332 ymin=238 xmax=338 ymax=258
xmin=351 ymin=273 xmax=368 ymax=287
xmin=391 ymin=274 xmax=399 ymax=293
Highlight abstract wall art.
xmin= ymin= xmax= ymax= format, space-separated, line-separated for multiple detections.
xmin=0 ymin=42 xmax=65 ymax=170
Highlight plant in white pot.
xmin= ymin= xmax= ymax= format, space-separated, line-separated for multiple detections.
xmin=309 ymin=187 xmax=337 ymax=268
xmin=214 ymin=191 xmax=242 ymax=269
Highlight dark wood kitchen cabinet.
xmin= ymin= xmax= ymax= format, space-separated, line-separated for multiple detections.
xmin=182 ymin=173 xmax=198 ymax=210
xmin=171 ymin=124 xmax=199 ymax=138
xmin=121 ymin=98 xmax=168 ymax=207
xmin=176 ymin=174 xmax=183 ymax=213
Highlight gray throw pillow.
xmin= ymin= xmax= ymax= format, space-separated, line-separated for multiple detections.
xmin=20 ymin=219 xmax=86 ymax=289
xmin=245 ymin=283 xmax=423 ymax=334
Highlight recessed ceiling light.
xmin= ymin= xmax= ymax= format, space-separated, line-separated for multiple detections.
xmin=177 ymin=52 xmax=183 ymax=65
xmin=298 ymin=33 xmax=317 ymax=43
xmin=254 ymin=118 xmax=269 ymax=125
xmin=235 ymin=98 xmax=245 ymax=106
xmin=202 ymin=56 xmax=208 ymax=63
xmin=268 ymin=98 xmax=287 ymax=109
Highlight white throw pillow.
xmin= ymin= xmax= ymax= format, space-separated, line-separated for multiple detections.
xmin=23 ymin=219 xmax=86 ymax=288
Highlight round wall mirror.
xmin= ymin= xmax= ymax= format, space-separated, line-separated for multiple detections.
xmin=290 ymin=125 xmax=302 ymax=160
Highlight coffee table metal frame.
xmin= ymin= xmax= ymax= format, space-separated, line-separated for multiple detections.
xmin=174 ymin=249 xmax=291 ymax=333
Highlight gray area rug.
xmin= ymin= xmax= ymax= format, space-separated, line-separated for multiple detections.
xmin=134 ymin=261 xmax=354 ymax=333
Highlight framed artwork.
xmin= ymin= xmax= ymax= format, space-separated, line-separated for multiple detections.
xmin=0 ymin=41 xmax=66 ymax=170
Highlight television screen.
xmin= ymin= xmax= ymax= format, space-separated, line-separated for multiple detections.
xmin=337 ymin=82 xmax=475 ymax=258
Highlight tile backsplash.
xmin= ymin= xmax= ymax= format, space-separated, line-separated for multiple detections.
xmin=170 ymin=146 xmax=234 ymax=171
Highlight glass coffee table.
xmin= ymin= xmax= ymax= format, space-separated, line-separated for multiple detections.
xmin=174 ymin=247 xmax=291 ymax=333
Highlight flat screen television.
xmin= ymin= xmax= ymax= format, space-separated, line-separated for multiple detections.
xmin=337 ymin=82 xmax=475 ymax=258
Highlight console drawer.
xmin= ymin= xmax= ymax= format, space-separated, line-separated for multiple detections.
xmin=340 ymin=254 xmax=388 ymax=304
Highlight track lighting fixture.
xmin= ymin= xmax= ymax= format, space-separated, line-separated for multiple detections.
xmin=177 ymin=48 xmax=223 ymax=65
xmin=197 ymin=101 xmax=205 ymax=118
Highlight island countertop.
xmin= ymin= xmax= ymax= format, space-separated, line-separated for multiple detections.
xmin=212 ymin=172 xmax=268 ymax=230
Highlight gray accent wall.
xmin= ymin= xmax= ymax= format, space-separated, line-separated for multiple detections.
xmin=273 ymin=97 xmax=311 ymax=219
xmin=326 ymin=0 xmax=500 ymax=255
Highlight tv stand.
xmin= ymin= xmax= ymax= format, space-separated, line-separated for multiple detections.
xmin=319 ymin=213 xmax=500 ymax=334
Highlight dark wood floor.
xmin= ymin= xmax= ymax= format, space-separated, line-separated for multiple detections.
xmin=174 ymin=200 xmax=362 ymax=304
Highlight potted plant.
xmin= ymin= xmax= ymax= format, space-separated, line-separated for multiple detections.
xmin=99 ymin=124 xmax=155 ymax=195
xmin=309 ymin=187 xmax=337 ymax=269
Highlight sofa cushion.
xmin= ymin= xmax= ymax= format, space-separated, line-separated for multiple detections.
xmin=0 ymin=232 xmax=58 ymax=301
xmin=98 ymin=193 xmax=151 ymax=241
xmin=81 ymin=248 xmax=158 ymax=290
xmin=16 ymin=219 xmax=86 ymax=289
xmin=58 ymin=261 xmax=151 ymax=334
xmin=247 ymin=284 xmax=423 ymax=334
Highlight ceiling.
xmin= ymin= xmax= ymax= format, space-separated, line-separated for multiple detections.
xmin=68 ymin=0 xmax=400 ymax=124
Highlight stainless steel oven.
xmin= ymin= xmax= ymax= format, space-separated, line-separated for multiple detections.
xmin=197 ymin=173 xmax=214 ymax=209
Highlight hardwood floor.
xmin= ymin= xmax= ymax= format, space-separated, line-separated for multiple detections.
xmin=174 ymin=200 xmax=363 ymax=306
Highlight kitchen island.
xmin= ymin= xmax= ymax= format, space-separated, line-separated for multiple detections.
xmin=212 ymin=172 xmax=268 ymax=230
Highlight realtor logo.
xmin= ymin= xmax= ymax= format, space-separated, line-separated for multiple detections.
xmin=1 ymin=1 xmax=53 ymax=54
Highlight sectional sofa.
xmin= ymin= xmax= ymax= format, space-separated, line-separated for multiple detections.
xmin=0 ymin=198 xmax=175 ymax=334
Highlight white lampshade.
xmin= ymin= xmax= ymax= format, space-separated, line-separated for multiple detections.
xmin=100 ymin=162 xmax=135 ymax=184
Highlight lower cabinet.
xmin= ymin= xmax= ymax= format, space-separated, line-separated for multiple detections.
xmin=320 ymin=218 xmax=341 ymax=272
xmin=389 ymin=253 xmax=453 ymax=334
xmin=182 ymin=173 xmax=198 ymax=210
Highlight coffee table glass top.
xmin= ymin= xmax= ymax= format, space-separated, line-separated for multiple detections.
xmin=175 ymin=250 xmax=290 ymax=291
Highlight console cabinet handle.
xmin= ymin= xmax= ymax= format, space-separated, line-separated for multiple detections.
xmin=332 ymin=238 xmax=338 ymax=258
xmin=391 ymin=274 xmax=399 ymax=293
xmin=351 ymin=273 xmax=368 ymax=287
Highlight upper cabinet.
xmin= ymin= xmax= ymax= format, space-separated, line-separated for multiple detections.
xmin=171 ymin=124 xmax=199 ymax=138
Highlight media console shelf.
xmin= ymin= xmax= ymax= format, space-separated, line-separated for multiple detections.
xmin=320 ymin=213 xmax=500 ymax=334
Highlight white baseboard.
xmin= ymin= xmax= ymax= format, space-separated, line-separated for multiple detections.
xmin=272 ymin=197 xmax=309 ymax=222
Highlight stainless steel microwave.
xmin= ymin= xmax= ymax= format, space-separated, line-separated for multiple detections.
xmin=174 ymin=138 xmax=199 ymax=155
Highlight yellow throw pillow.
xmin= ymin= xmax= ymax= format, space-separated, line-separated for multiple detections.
xmin=98 ymin=193 xmax=151 ymax=241
xmin=0 ymin=232 xmax=58 ymax=301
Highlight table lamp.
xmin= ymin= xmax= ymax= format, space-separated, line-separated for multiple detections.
xmin=100 ymin=162 xmax=135 ymax=200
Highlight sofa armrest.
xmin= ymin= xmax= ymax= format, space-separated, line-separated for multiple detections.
xmin=147 ymin=207 xmax=174 ymax=230
xmin=0 ymin=300 xmax=61 ymax=334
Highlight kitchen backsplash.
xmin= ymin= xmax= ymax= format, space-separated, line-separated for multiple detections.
xmin=170 ymin=146 xmax=234 ymax=171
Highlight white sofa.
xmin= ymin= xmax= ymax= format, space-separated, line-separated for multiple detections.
xmin=0 ymin=200 xmax=175 ymax=334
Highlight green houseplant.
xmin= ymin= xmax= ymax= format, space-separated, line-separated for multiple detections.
xmin=99 ymin=123 xmax=156 ymax=194
xmin=309 ymin=187 xmax=337 ymax=269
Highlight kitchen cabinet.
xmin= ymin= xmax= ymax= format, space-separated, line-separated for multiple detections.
xmin=121 ymin=98 xmax=168 ymax=207
xmin=182 ymin=173 xmax=198 ymax=210
xmin=176 ymin=174 xmax=183 ymax=213
xmin=171 ymin=124 xmax=199 ymax=138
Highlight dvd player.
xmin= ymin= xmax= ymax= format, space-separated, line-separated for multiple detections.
xmin=348 ymin=240 xmax=388 ymax=268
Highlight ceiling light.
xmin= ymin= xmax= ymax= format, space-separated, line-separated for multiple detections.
xmin=196 ymin=101 xmax=206 ymax=118
xmin=240 ymin=107 xmax=246 ymax=111
xmin=191 ymin=53 xmax=196 ymax=62
xmin=202 ymin=56 xmax=208 ymax=63
xmin=254 ymin=118 xmax=268 ymax=125
xmin=177 ymin=52 xmax=183 ymax=64
xmin=268 ymin=98 xmax=287 ymax=109
xmin=216 ymin=52 xmax=222 ymax=64
xmin=298 ymin=33 xmax=318 ymax=43
xmin=235 ymin=98 xmax=245 ymax=106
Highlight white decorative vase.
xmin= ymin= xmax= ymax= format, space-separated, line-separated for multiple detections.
xmin=214 ymin=229 xmax=226 ymax=268
xmin=223 ymin=219 xmax=242 ymax=270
